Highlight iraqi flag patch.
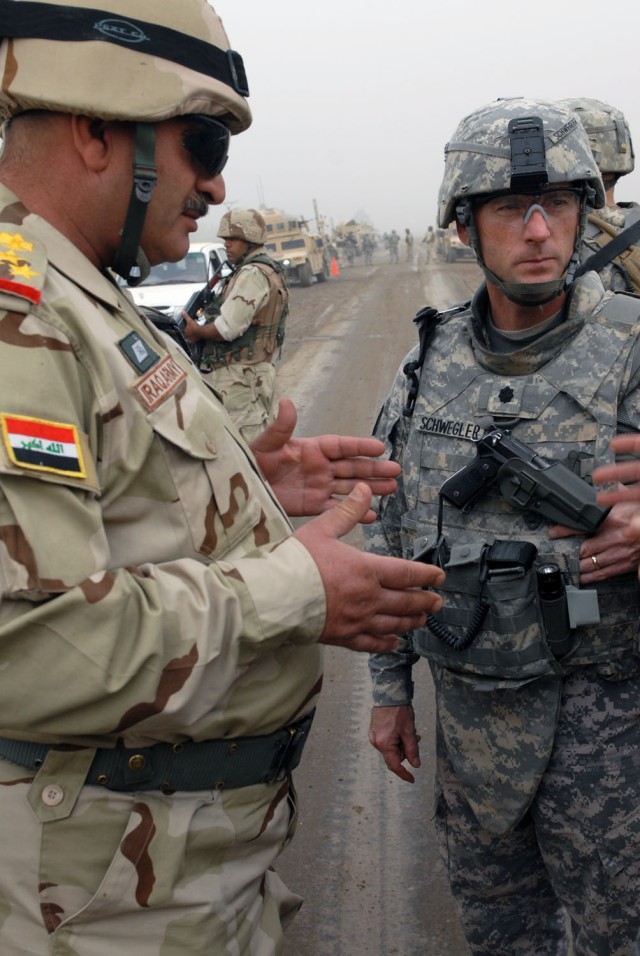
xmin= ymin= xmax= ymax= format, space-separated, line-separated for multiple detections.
xmin=1 ymin=414 xmax=86 ymax=477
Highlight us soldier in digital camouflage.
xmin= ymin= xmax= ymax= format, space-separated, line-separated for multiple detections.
xmin=183 ymin=207 xmax=287 ymax=443
xmin=0 ymin=2 xmax=446 ymax=954
xmin=560 ymin=97 xmax=640 ymax=293
xmin=366 ymin=97 xmax=640 ymax=955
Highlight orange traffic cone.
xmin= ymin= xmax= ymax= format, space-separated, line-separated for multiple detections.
xmin=330 ymin=256 xmax=340 ymax=277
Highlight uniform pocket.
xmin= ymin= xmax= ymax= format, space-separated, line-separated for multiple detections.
xmin=146 ymin=396 xmax=262 ymax=559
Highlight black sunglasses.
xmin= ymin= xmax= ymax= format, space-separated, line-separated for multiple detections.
xmin=183 ymin=115 xmax=230 ymax=178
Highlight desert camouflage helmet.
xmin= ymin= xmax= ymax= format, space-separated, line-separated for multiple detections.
xmin=217 ymin=209 xmax=266 ymax=244
xmin=559 ymin=97 xmax=634 ymax=177
xmin=437 ymin=97 xmax=605 ymax=228
xmin=0 ymin=0 xmax=251 ymax=133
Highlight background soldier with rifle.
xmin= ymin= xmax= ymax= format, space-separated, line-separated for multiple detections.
xmin=183 ymin=207 xmax=288 ymax=442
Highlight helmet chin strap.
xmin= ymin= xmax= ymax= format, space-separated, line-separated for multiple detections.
xmin=111 ymin=122 xmax=157 ymax=286
xmin=458 ymin=197 xmax=587 ymax=308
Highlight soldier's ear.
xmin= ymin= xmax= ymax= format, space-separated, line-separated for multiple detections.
xmin=70 ymin=115 xmax=122 ymax=173
xmin=456 ymin=221 xmax=470 ymax=247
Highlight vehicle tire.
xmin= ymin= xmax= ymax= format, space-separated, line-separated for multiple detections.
xmin=315 ymin=260 xmax=329 ymax=283
xmin=298 ymin=262 xmax=313 ymax=287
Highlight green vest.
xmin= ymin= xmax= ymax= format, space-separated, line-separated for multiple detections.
xmin=200 ymin=253 xmax=288 ymax=370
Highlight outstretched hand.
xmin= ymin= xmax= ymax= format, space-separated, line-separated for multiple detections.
xmin=593 ymin=434 xmax=640 ymax=504
xmin=294 ymin=482 xmax=445 ymax=654
xmin=251 ymin=398 xmax=400 ymax=520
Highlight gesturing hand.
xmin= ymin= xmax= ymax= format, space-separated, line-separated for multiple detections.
xmin=252 ymin=398 xmax=400 ymax=520
xmin=294 ymin=482 xmax=445 ymax=654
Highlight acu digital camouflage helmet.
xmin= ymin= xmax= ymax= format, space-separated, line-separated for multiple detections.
xmin=437 ymin=97 xmax=605 ymax=228
xmin=437 ymin=98 xmax=605 ymax=306
xmin=559 ymin=97 xmax=634 ymax=178
xmin=217 ymin=209 xmax=266 ymax=244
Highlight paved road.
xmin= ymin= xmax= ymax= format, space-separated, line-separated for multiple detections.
xmin=272 ymin=249 xmax=482 ymax=956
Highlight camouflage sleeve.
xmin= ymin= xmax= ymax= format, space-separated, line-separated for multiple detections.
xmin=0 ymin=277 xmax=325 ymax=745
xmin=215 ymin=266 xmax=270 ymax=341
xmin=364 ymin=350 xmax=420 ymax=706
xmin=619 ymin=335 xmax=640 ymax=431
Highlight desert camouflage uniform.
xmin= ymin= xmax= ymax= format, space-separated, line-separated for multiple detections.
xmin=200 ymin=249 xmax=287 ymax=442
xmin=366 ymin=270 xmax=640 ymax=955
xmin=580 ymin=201 xmax=640 ymax=292
xmin=0 ymin=184 xmax=324 ymax=955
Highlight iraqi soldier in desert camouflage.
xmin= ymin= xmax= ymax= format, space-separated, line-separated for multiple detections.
xmin=183 ymin=208 xmax=288 ymax=442
xmin=0 ymin=3 xmax=447 ymax=954
xmin=561 ymin=97 xmax=640 ymax=293
xmin=366 ymin=97 xmax=640 ymax=955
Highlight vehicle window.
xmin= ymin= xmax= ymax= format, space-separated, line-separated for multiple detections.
xmin=138 ymin=252 xmax=208 ymax=286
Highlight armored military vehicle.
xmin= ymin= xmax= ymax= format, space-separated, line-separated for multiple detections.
xmin=260 ymin=207 xmax=329 ymax=286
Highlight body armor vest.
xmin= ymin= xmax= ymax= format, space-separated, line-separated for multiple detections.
xmin=402 ymin=293 xmax=640 ymax=683
xmin=200 ymin=253 xmax=288 ymax=370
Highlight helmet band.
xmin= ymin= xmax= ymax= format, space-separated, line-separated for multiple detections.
xmin=0 ymin=1 xmax=249 ymax=96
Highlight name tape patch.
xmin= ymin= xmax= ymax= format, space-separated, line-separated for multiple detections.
xmin=132 ymin=355 xmax=188 ymax=410
xmin=1 ymin=414 xmax=86 ymax=477
xmin=418 ymin=416 xmax=484 ymax=441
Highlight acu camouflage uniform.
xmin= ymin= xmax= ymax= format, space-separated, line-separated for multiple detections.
xmin=580 ymin=201 xmax=640 ymax=292
xmin=0 ymin=186 xmax=324 ymax=955
xmin=200 ymin=247 xmax=288 ymax=444
xmin=561 ymin=97 xmax=640 ymax=293
xmin=366 ymin=270 xmax=640 ymax=955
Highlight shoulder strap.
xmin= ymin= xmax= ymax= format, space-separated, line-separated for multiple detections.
xmin=576 ymin=215 xmax=640 ymax=279
xmin=402 ymin=303 xmax=468 ymax=417
xmin=248 ymin=251 xmax=288 ymax=280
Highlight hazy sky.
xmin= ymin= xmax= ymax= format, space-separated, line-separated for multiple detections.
xmin=199 ymin=0 xmax=640 ymax=241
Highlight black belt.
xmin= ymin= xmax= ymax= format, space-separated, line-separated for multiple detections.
xmin=0 ymin=712 xmax=314 ymax=793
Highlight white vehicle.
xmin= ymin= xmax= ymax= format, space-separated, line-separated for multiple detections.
xmin=126 ymin=242 xmax=227 ymax=316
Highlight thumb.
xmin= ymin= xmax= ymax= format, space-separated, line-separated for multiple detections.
xmin=250 ymin=397 xmax=297 ymax=453
xmin=309 ymin=482 xmax=372 ymax=540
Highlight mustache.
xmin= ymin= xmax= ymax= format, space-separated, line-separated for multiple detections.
xmin=183 ymin=193 xmax=209 ymax=218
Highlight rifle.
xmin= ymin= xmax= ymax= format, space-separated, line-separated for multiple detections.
xmin=178 ymin=262 xmax=229 ymax=331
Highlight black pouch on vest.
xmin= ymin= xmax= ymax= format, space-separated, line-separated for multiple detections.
xmin=413 ymin=538 xmax=562 ymax=682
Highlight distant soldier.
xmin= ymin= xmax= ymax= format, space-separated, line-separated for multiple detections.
xmin=405 ymin=227 xmax=414 ymax=260
xmin=183 ymin=208 xmax=288 ymax=442
xmin=388 ymin=229 xmax=400 ymax=264
xmin=561 ymin=97 xmax=640 ymax=293
xmin=362 ymin=233 xmax=374 ymax=265
xmin=423 ymin=225 xmax=436 ymax=263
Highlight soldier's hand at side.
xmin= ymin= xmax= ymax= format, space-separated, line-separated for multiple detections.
xmin=181 ymin=311 xmax=201 ymax=343
xmin=294 ymin=483 xmax=445 ymax=654
xmin=369 ymin=705 xmax=421 ymax=783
